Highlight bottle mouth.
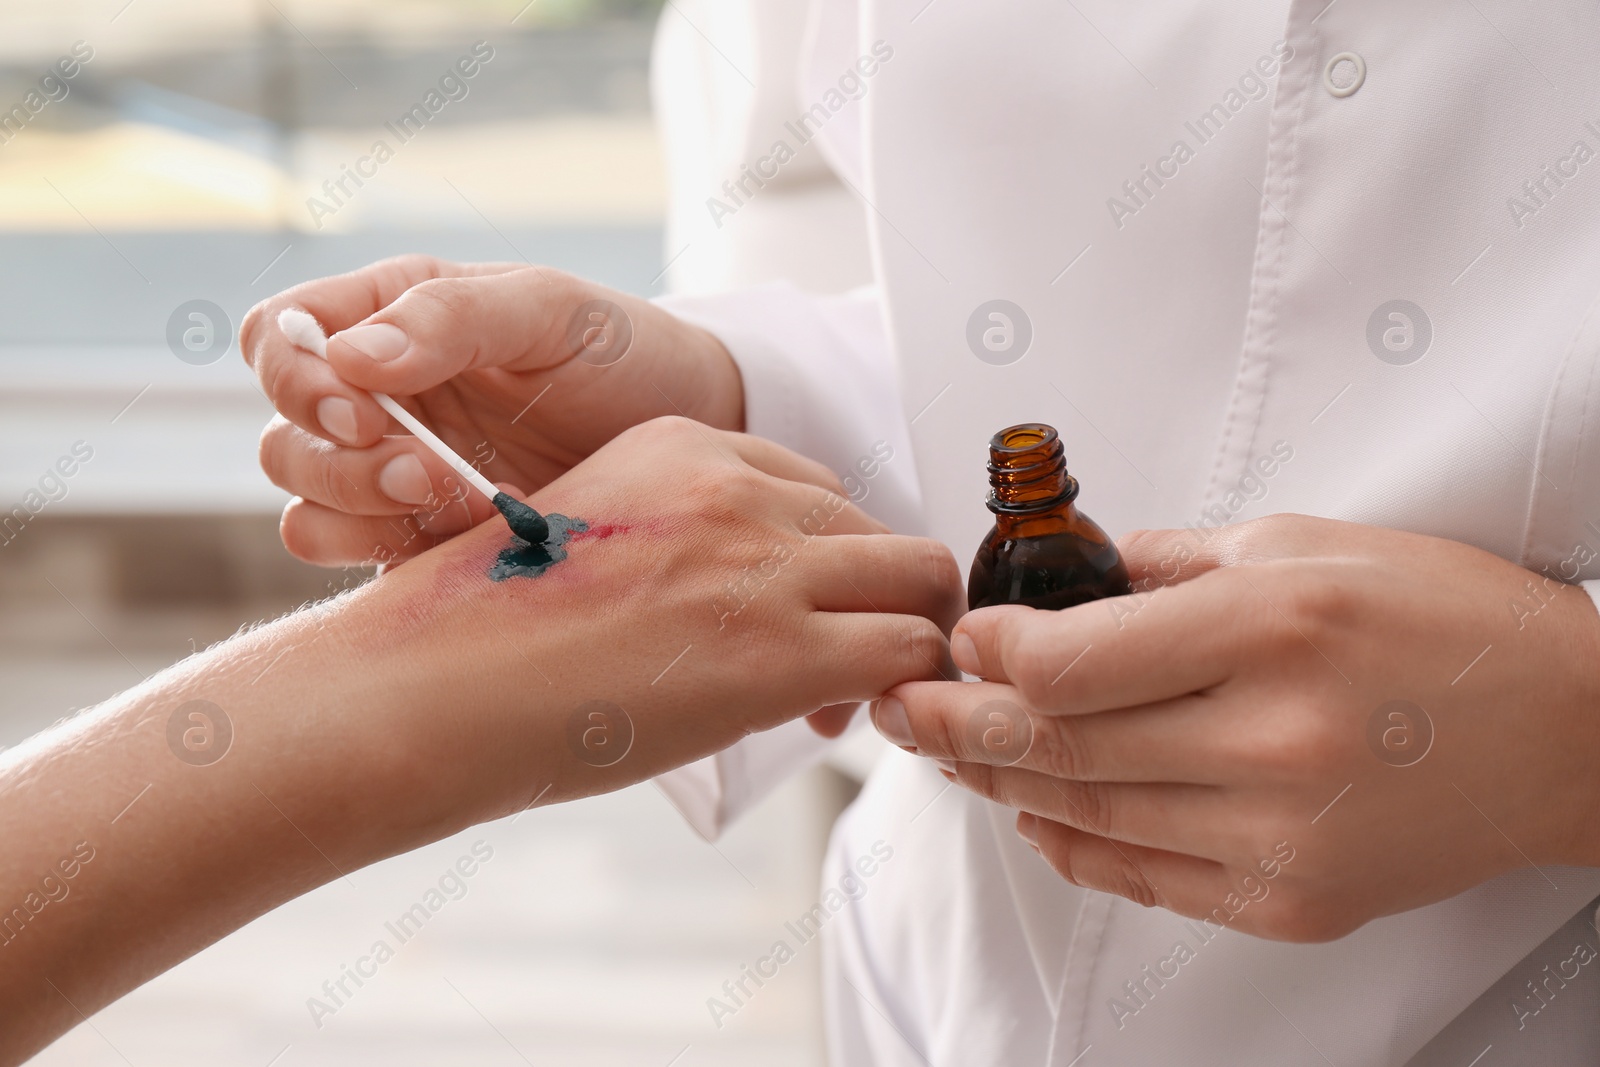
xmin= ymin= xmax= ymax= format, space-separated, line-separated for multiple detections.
xmin=986 ymin=423 xmax=1078 ymax=514
xmin=991 ymin=424 xmax=1056 ymax=454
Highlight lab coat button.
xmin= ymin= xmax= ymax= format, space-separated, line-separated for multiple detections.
xmin=1324 ymin=51 xmax=1366 ymax=97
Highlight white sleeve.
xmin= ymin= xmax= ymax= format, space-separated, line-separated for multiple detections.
xmin=661 ymin=281 xmax=923 ymax=535
xmin=1582 ymin=581 xmax=1600 ymax=622
xmin=650 ymin=281 xmax=921 ymax=839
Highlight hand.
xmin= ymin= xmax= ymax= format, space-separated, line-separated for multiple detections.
xmin=366 ymin=415 xmax=964 ymax=810
xmin=0 ymin=418 xmax=961 ymax=1062
xmin=874 ymin=514 xmax=1600 ymax=942
xmin=241 ymin=255 xmax=743 ymax=566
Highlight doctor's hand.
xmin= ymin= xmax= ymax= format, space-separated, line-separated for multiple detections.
xmin=875 ymin=514 xmax=1600 ymax=943
xmin=243 ymin=255 xmax=743 ymax=565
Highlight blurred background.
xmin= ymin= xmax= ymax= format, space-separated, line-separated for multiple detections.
xmin=0 ymin=0 xmax=877 ymax=1062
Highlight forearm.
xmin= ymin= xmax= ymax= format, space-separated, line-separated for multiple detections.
xmin=0 ymin=590 xmax=510 ymax=1063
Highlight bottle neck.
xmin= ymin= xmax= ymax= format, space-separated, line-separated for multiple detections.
xmin=986 ymin=423 xmax=1079 ymax=517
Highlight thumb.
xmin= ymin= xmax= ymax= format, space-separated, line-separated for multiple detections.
xmin=325 ymin=268 xmax=607 ymax=395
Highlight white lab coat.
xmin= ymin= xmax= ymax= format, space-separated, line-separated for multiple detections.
xmin=654 ymin=0 xmax=1600 ymax=1062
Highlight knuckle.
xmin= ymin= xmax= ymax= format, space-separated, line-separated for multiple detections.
xmin=628 ymin=414 xmax=698 ymax=450
xmin=257 ymin=418 xmax=294 ymax=489
xmin=955 ymin=760 xmax=1000 ymax=800
xmin=799 ymin=457 xmax=847 ymax=498
xmin=793 ymin=487 xmax=846 ymax=536
xmin=1248 ymin=707 xmax=1337 ymax=778
xmin=1010 ymin=626 xmax=1071 ymax=707
xmin=385 ymin=252 xmax=445 ymax=275
xmin=908 ymin=689 xmax=963 ymax=759
xmin=874 ymin=536 xmax=961 ymax=601
xmin=1051 ymin=839 xmax=1164 ymax=911
xmin=308 ymin=453 xmax=356 ymax=512
xmin=1057 ymin=777 xmax=1113 ymax=836
xmin=894 ymin=617 xmax=948 ymax=679
xmin=1236 ymin=512 xmax=1286 ymax=542
xmin=1231 ymin=512 xmax=1303 ymax=553
xmin=1033 ymin=723 xmax=1094 ymax=783
xmin=1117 ymin=528 xmax=1173 ymax=580
xmin=1110 ymin=862 xmax=1165 ymax=911
xmin=913 ymin=537 xmax=963 ymax=595
xmin=695 ymin=465 xmax=754 ymax=523
xmin=1257 ymin=512 xmax=1314 ymax=537
xmin=659 ymin=414 xmax=704 ymax=441
xmin=1117 ymin=527 xmax=1160 ymax=555
xmin=405 ymin=276 xmax=479 ymax=324
xmin=1049 ymin=841 xmax=1088 ymax=889
xmin=278 ymin=501 xmax=321 ymax=563
xmin=240 ymin=299 xmax=270 ymax=362
xmin=366 ymin=253 xmax=450 ymax=297
xmin=1227 ymin=568 xmax=1326 ymax=655
xmin=257 ymin=341 xmax=289 ymax=402
xmin=1272 ymin=572 xmax=1353 ymax=635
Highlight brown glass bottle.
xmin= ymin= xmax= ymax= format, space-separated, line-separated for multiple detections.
xmin=968 ymin=423 xmax=1132 ymax=611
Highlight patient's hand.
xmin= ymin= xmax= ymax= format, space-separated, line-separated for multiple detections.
xmin=0 ymin=417 xmax=961 ymax=1062
xmin=366 ymin=415 xmax=964 ymax=813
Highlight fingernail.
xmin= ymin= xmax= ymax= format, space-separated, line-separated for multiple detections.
xmin=1017 ymin=812 xmax=1038 ymax=846
xmin=932 ymin=758 xmax=957 ymax=775
xmin=951 ymin=632 xmax=980 ymax=676
xmin=379 ymin=453 xmax=433 ymax=506
xmin=873 ymin=696 xmax=914 ymax=748
xmin=335 ymin=322 xmax=409 ymax=362
xmin=316 ymin=396 xmax=359 ymax=445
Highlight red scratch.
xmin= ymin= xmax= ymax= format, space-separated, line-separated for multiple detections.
xmin=569 ymin=522 xmax=631 ymax=543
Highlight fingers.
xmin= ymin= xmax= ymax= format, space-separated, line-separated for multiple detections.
xmin=246 ymin=256 xmax=456 ymax=447
xmin=722 ymin=432 xmax=852 ymax=500
xmin=1018 ymin=815 xmax=1237 ymax=922
xmin=801 ymin=536 xmax=966 ymax=636
xmin=952 ymin=574 xmax=1247 ymax=715
xmin=246 ymin=257 xmax=528 ymax=448
xmin=729 ymin=434 xmax=891 ymax=538
xmin=279 ymin=497 xmax=466 ymax=567
xmin=803 ymin=612 xmax=953 ymax=706
xmin=883 ymin=680 xmax=1226 ymax=783
xmin=941 ymin=764 xmax=1239 ymax=862
xmin=322 ymin=266 xmax=576 ymax=396
xmin=243 ymin=255 xmax=451 ymax=372
xmin=259 ymin=335 xmax=396 ymax=448
xmin=259 ymin=416 xmax=492 ymax=519
xmin=806 ymin=703 xmax=861 ymax=738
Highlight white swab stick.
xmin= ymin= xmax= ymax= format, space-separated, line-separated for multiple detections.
xmin=277 ymin=307 xmax=501 ymax=502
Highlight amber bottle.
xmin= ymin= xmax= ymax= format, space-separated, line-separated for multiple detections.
xmin=968 ymin=423 xmax=1132 ymax=611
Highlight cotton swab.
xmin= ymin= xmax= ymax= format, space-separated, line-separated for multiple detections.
xmin=276 ymin=307 xmax=550 ymax=545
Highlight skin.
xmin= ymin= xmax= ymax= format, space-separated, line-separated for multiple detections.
xmin=0 ymin=419 xmax=963 ymax=1064
xmin=241 ymin=255 xmax=745 ymax=566
xmin=244 ymin=258 xmax=1600 ymax=941
xmin=242 ymin=255 xmax=871 ymax=731
xmin=876 ymin=514 xmax=1600 ymax=942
